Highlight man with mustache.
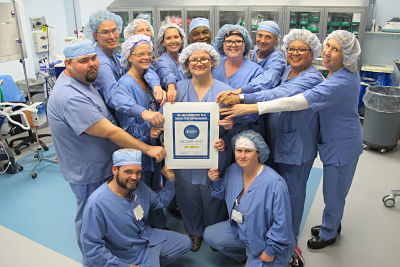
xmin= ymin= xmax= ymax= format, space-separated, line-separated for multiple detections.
xmin=47 ymin=40 xmax=166 ymax=253
xmin=80 ymin=149 xmax=190 ymax=267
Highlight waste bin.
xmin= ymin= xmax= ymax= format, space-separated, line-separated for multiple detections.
xmin=362 ymin=86 xmax=400 ymax=153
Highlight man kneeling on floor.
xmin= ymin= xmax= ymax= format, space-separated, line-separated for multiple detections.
xmin=80 ymin=148 xmax=191 ymax=267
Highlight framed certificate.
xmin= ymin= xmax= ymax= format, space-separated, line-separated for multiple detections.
xmin=163 ymin=102 xmax=219 ymax=169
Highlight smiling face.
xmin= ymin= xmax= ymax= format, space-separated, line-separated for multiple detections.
xmin=322 ymin=38 xmax=344 ymax=73
xmin=162 ymin=27 xmax=183 ymax=54
xmin=95 ymin=20 xmax=119 ymax=54
xmin=113 ymin=165 xmax=142 ymax=194
xmin=134 ymin=21 xmax=153 ymax=37
xmin=286 ymin=40 xmax=313 ymax=73
xmin=128 ymin=43 xmax=152 ymax=71
xmin=255 ymin=30 xmax=278 ymax=57
xmin=189 ymin=26 xmax=212 ymax=44
xmin=187 ymin=50 xmax=213 ymax=77
xmin=223 ymin=33 xmax=245 ymax=59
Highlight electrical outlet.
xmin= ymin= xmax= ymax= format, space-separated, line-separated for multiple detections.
xmin=30 ymin=16 xmax=46 ymax=31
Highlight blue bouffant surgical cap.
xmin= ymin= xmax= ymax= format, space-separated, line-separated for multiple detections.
xmin=63 ymin=39 xmax=96 ymax=59
xmin=214 ymin=24 xmax=252 ymax=57
xmin=83 ymin=10 xmax=123 ymax=42
xmin=120 ymin=35 xmax=153 ymax=68
xmin=231 ymin=130 xmax=270 ymax=163
xmin=156 ymin=23 xmax=187 ymax=54
xmin=123 ymin=19 xmax=154 ymax=40
xmin=179 ymin=42 xmax=220 ymax=77
xmin=282 ymin=29 xmax=321 ymax=59
xmin=189 ymin=18 xmax=211 ymax=33
xmin=113 ymin=149 xmax=142 ymax=166
xmin=257 ymin=21 xmax=280 ymax=36
xmin=324 ymin=30 xmax=361 ymax=72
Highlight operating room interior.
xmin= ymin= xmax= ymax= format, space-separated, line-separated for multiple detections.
xmin=0 ymin=0 xmax=399 ymax=266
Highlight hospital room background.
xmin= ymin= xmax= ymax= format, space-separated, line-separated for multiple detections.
xmin=0 ymin=0 xmax=399 ymax=266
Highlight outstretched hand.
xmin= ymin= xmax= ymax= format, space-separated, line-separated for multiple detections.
xmin=220 ymin=104 xmax=259 ymax=119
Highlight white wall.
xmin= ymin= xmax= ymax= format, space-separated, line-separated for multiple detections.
xmin=78 ymin=0 xmax=114 ymax=27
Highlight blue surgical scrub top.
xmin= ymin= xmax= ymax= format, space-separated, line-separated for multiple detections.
xmin=174 ymin=79 xmax=232 ymax=185
xmin=244 ymin=65 xmax=324 ymax=164
xmin=81 ymin=180 xmax=175 ymax=267
xmin=47 ymin=72 xmax=119 ymax=184
xmin=303 ymin=68 xmax=363 ymax=166
xmin=211 ymin=163 xmax=294 ymax=263
xmin=155 ymin=52 xmax=187 ymax=89
xmin=242 ymin=47 xmax=286 ymax=93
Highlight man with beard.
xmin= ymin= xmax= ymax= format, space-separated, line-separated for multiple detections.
xmin=80 ymin=149 xmax=191 ymax=267
xmin=188 ymin=17 xmax=213 ymax=44
xmin=47 ymin=40 xmax=166 ymax=252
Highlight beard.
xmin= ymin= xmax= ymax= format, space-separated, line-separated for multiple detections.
xmin=115 ymin=172 xmax=138 ymax=195
xmin=85 ymin=69 xmax=98 ymax=83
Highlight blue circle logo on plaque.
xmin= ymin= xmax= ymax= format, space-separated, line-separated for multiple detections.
xmin=184 ymin=125 xmax=200 ymax=139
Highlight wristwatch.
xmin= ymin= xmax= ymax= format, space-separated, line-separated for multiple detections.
xmin=239 ymin=93 xmax=244 ymax=104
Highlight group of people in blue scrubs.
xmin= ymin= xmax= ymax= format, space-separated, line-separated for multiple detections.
xmin=47 ymin=8 xmax=363 ymax=267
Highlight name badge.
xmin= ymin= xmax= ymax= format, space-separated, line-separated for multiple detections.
xmin=231 ymin=208 xmax=243 ymax=224
xmin=133 ymin=204 xmax=144 ymax=221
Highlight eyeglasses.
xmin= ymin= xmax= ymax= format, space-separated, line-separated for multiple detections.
xmin=223 ymin=40 xmax=245 ymax=46
xmin=287 ymin=47 xmax=310 ymax=55
xmin=130 ymin=51 xmax=154 ymax=58
xmin=188 ymin=58 xmax=211 ymax=65
xmin=97 ymin=28 xmax=119 ymax=36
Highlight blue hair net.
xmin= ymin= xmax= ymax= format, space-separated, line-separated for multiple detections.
xmin=120 ymin=35 xmax=153 ymax=68
xmin=123 ymin=19 xmax=154 ymax=40
xmin=113 ymin=148 xmax=142 ymax=166
xmin=257 ymin=21 xmax=280 ymax=36
xmin=179 ymin=42 xmax=220 ymax=77
xmin=189 ymin=18 xmax=211 ymax=33
xmin=83 ymin=10 xmax=123 ymax=42
xmin=156 ymin=23 xmax=187 ymax=55
xmin=63 ymin=39 xmax=96 ymax=59
xmin=231 ymin=130 xmax=270 ymax=163
xmin=282 ymin=29 xmax=321 ymax=59
xmin=324 ymin=30 xmax=361 ymax=72
xmin=214 ymin=24 xmax=251 ymax=57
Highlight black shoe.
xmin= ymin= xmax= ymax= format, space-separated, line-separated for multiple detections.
xmin=190 ymin=236 xmax=202 ymax=252
xmin=307 ymin=236 xmax=337 ymax=250
xmin=289 ymin=246 xmax=305 ymax=267
xmin=311 ymin=223 xmax=341 ymax=237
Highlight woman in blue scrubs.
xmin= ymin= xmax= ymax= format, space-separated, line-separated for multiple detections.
xmin=221 ymin=30 xmax=362 ymax=251
xmin=204 ymin=130 xmax=294 ymax=267
xmin=219 ymin=29 xmax=324 ymax=266
xmin=213 ymin=24 xmax=265 ymax=135
xmin=172 ymin=42 xmax=232 ymax=252
xmin=155 ymin=23 xmax=187 ymax=103
xmin=107 ymin=34 xmax=167 ymax=228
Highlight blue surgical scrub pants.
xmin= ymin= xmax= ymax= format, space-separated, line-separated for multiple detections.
xmin=140 ymin=229 xmax=191 ymax=266
xmin=204 ymin=221 xmax=290 ymax=267
xmin=319 ymin=156 xmax=359 ymax=240
xmin=70 ymin=180 xmax=105 ymax=252
xmin=275 ymin=159 xmax=314 ymax=241
xmin=175 ymin=177 xmax=227 ymax=237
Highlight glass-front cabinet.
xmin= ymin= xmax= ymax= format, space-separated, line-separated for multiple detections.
xmin=131 ymin=9 xmax=155 ymax=28
xmin=324 ymin=7 xmax=367 ymax=40
xmin=158 ymin=8 xmax=183 ymax=28
xmin=285 ymin=7 xmax=325 ymax=41
xmin=216 ymin=7 xmax=248 ymax=29
xmin=249 ymin=6 xmax=283 ymax=49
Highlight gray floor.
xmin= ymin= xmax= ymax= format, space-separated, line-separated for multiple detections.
xmin=1 ymin=127 xmax=399 ymax=267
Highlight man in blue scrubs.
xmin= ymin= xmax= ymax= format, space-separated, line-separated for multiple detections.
xmin=81 ymin=149 xmax=190 ymax=267
xmin=47 ymin=40 xmax=166 ymax=252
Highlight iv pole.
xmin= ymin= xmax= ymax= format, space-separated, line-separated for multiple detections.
xmin=11 ymin=0 xmax=32 ymax=104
